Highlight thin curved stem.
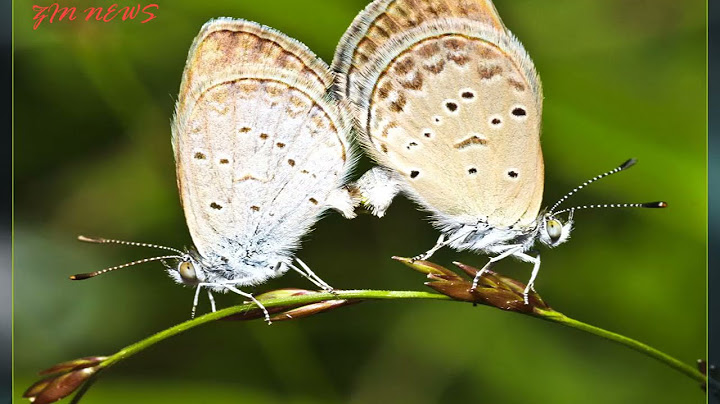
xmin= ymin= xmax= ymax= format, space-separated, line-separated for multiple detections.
xmin=65 ymin=289 xmax=704 ymax=403
xmin=99 ymin=290 xmax=451 ymax=369
xmin=536 ymin=309 xmax=705 ymax=383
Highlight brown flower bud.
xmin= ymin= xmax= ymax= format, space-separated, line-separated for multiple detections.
xmin=23 ymin=378 xmax=52 ymax=400
xmin=397 ymin=257 xmax=551 ymax=313
xmin=425 ymin=281 xmax=476 ymax=302
xmin=24 ymin=366 xmax=98 ymax=404
xmin=39 ymin=356 xmax=107 ymax=376
xmin=270 ymin=299 xmax=361 ymax=322
xmin=393 ymin=256 xmax=463 ymax=281
xmin=255 ymin=288 xmax=318 ymax=300
xmin=451 ymin=262 xmax=501 ymax=289
xmin=222 ymin=289 xmax=328 ymax=321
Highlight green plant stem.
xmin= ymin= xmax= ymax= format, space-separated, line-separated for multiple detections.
xmin=98 ymin=290 xmax=451 ymax=369
xmin=73 ymin=289 xmax=703 ymax=402
xmin=536 ymin=309 xmax=705 ymax=383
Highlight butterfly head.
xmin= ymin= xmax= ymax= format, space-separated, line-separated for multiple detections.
xmin=169 ymin=252 xmax=207 ymax=286
xmin=538 ymin=211 xmax=574 ymax=248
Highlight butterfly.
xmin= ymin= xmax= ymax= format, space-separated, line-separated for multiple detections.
xmin=72 ymin=18 xmax=357 ymax=321
xmin=332 ymin=0 xmax=666 ymax=302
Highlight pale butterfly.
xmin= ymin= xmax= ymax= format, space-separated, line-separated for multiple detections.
xmin=332 ymin=0 xmax=666 ymax=302
xmin=72 ymin=18 xmax=357 ymax=322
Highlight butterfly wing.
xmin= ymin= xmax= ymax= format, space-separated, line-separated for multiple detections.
xmin=173 ymin=18 xmax=354 ymax=262
xmin=333 ymin=0 xmax=543 ymax=228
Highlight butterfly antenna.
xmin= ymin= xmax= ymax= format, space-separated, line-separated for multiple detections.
xmin=549 ymin=158 xmax=638 ymax=214
xmin=78 ymin=235 xmax=184 ymax=255
xmin=553 ymin=201 xmax=667 ymax=217
xmin=70 ymin=255 xmax=184 ymax=280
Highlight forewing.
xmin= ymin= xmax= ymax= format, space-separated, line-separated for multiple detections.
xmin=333 ymin=0 xmax=543 ymax=227
xmin=173 ymin=18 xmax=353 ymax=259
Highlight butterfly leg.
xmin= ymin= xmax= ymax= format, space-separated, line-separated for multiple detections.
xmin=513 ymin=252 xmax=541 ymax=304
xmin=289 ymin=258 xmax=334 ymax=292
xmin=412 ymin=226 xmax=476 ymax=262
xmin=351 ymin=167 xmax=403 ymax=217
xmin=221 ymin=284 xmax=272 ymax=325
xmin=411 ymin=234 xmax=447 ymax=261
xmin=471 ymin=245 xmax=524 ymax=292
xmin=207 ymin=290 xmax=217 ymax=312
xmin=191 ymin=284 xmax=203 ymax=318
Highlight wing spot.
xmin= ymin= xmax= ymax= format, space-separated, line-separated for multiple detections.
xmin=276 ymin=142 xmax=286 ymax=148
xmin=381 ymin=121 xmax=398 ymax=138
xmin=381 ymin=143 xmax=388 ymax=153
xmin=309 ymin=198 xmax=318 ymax=205
xmin=468 ymin=168 xmax=477 ymax=175
xmin=478 ymin=65 xmax=502 ymax=79
xmin=234 ymin=174 xmax=261 ymax=183
xmin=512 ymin=107 xmax=527 ymax=117
xmin=432 ymin=116 xmax=442 ymax=125
xmin=240 ymin=127 xmax=251 ymax=133
xmin=508 ymin=78 xmax=526 ymax=91
xmin=410 ymin=170 xmax=420 ymax=179
xmin=394 ymin=57 xmax=415 ymax=75
xmin=445 ymin=101 xmax=458 ymax=113
xmin=407 ymin=142 xmax=418 ymax=150
xmin=461 ymin=90 xmax=475 ymax=100
xmin=378 ymin=81 xmax=392 ymax=99
xmin=251 ymin=205 xmax=260 ymax=211
xmin=454 ymin=135 xmax=487 ymax=149
xmin=210 ymin=202 xmax=222 ymax=210
xmin=444 ymin=38 xmax=464 ymax=50
xmin=288 ymin=159 xmax=295 ymax=167
xmin=260 ymin=133 xmax=269 ymax=139
xmin=194 ymin=152 xmax=206 ymax=160
xmin=448 ymin=53 xmax=470 ymax=66
xmin=417 ymin=42 xmax=441 ymax=57
xmin=219 ymin=159 xmax=229 ymax=164
xmin=389 ymin=94 xmax=407 ymax=112
xmin=423 ymin=60 xmax=445 ymax=74
xmin=508 ymin=170 xmax=519 ymax=179
xmin=478 ymin=46 xmax=500 ymax=59
xmin=423 ymin=130 xmax=433 ymax=138
xmin=400 ymin=72 xmax=424 ymax=91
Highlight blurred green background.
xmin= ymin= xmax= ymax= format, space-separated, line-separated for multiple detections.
xmin=14 ymin=0 xmax=705 ymax=403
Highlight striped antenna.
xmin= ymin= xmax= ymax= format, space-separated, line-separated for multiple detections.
xmin=549 ymin=159 xmax=638 ymax=214
xmin=78 ymin=235 xmax=184 ymax=255
xmin=70 ymin=255 xmax=183 ymax=280
xmin=552 ymin=201 xmax=667 ymax=217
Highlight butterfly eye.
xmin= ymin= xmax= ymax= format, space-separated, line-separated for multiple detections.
xmin=546 ymin=219 xmax=563 ymax=242
xmin=178 ymin=261 xmax=198 ymax=284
